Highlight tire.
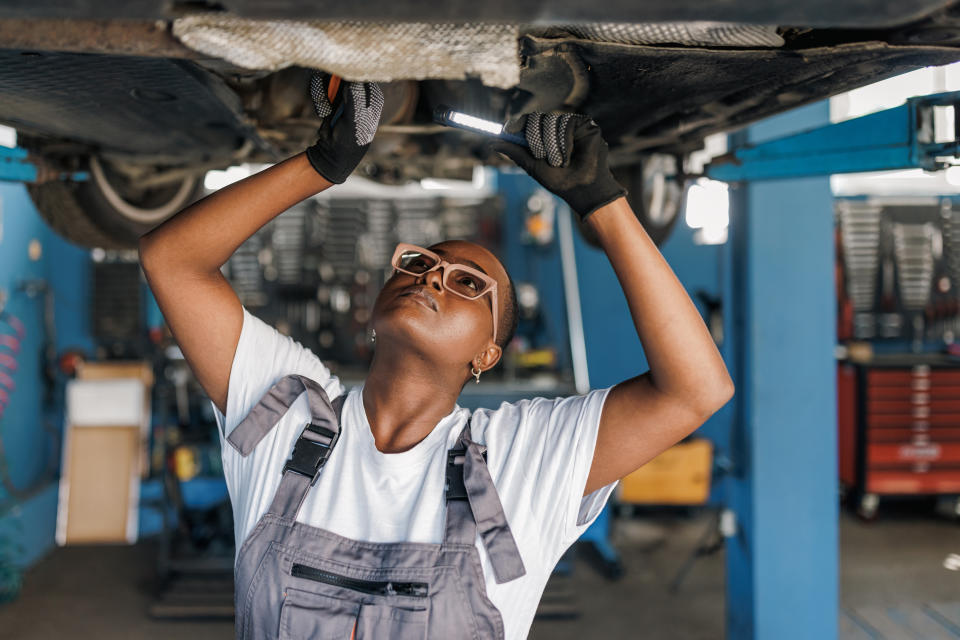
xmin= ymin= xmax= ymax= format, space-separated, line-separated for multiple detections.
xmin=28 ymin=156 xmax=204 ymax=249
xmin=577 ymin=154 xmax=685 ymax=248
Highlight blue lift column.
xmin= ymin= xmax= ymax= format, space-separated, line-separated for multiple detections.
xmin=724 ymin=101 xmax=839 ymax=639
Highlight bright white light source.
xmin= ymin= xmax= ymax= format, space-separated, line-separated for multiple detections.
xmin=204 ymin=165 xmax=253 ymax=191
xmin=934 ymin=105 xmax=956 ymax=143
xmin=419 ymin=178 xmax=454 ymax=190
xmin=946 ymin=166 xmax=960 ymax=186
xmin=695 ymin=225 xmax=729 ymax=245
xmin=449 ymin=111 xmax=504 ymax=136
xmin=685 ymin=178 xmax=729 ymax=245
xmin=944 ymin=553 xmax=960 ymax=571
xmin=0 ymin=125 xmax=16 ymax=149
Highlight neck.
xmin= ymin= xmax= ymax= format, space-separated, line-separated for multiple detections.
xmin=361 ymin=346 xmax=463 ymax=453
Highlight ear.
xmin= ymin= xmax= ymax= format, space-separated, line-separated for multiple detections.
xmin=474 ymin=342 xmax=503 ymax=372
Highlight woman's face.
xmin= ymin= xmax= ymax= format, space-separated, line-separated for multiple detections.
xmin=370 ymin=240 xmax=509 ymax=368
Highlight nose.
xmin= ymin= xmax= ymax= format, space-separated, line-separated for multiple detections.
xmin=420 ymin=268 xmax=444 ymax=292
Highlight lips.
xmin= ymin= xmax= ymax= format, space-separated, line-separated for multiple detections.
xmin=399 ymin=287 xmax=438 ymax=311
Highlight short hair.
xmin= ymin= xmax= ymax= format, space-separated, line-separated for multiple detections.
xmin=497 ymin=272 xmax=519 ymax=352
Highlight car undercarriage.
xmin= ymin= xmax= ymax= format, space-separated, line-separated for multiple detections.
xmin=4 ymin=2 xmax=960 ymax=246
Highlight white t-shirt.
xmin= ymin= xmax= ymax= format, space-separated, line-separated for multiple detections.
xmin=214 ymin=308 xmax=616 ymax=640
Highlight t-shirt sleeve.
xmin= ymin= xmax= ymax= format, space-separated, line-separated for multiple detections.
xmin=482 ymin=386 xmax=618 ymax=566
xmin=211 ymin=308 xmax=345 ymax=540
xmin=212 ymin=307 xmax=344 ymax=440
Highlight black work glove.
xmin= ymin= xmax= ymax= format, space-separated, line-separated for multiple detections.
xmin=492 ymin=112 xmax=626 ymax=220
xmin=306 ymin=73 xmax=384 ymax=184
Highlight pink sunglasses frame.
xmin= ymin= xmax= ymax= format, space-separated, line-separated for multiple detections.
xmin=390 ymin=243 xmax=499 ymax=343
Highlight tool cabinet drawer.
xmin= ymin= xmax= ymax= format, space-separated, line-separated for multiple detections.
xmin=866 ymin=442 xmax=960 ymax=464
xmin=867 ymin=413 xmax=960 ymax=428
xmin=867 ymin=398 xmax=960 ymax=413
xmin=867 ymin=427 xmax=960 ymax=442
xmin=866 ymin=385 xmax=960 ymax=400
xmin=866 ymin=469 xmax=960 ymax=494
xmin=867 ymin=368 xmax=960 ymax=387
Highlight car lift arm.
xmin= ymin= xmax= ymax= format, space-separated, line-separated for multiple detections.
xmin=705 ymin=90 xmax=960 ymax=182
xmin=0 ymin=145 xmax=87 ymax=183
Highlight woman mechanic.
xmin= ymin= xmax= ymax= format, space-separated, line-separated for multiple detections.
xmin=139 ymin=78 xmax=733 ymax=639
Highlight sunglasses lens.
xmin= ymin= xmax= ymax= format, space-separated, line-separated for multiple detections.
xmin=396 ymin=250 xmax=438 ymax=274
xmin=446 ymin=268 xmax=487 ymax=298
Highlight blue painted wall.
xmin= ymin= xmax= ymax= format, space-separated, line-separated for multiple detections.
xmin=0 ymin=180 xmax=94 ymax=570
xmin=497 ymin=170 xmax=574 ymax=374
xmin=725 ymin=101 xmax=839 ymax=640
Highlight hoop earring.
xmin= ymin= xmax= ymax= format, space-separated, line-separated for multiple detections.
xmin=370 ymin=329 xmax=376 ymax=343
xmin=472 ymin=365 xmax=482 ymax=384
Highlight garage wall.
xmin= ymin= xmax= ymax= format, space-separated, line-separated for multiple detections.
xmin=0 ymin=180 xmax=94 ymax=569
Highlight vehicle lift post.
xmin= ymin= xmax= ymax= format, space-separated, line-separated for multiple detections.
xmin=702 ymin=91 xmax=960 ymax=640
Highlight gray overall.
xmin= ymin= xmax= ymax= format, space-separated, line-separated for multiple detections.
xmin=226 ymin=375 xmax=527 ymax=639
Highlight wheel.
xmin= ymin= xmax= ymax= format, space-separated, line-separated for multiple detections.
xmin=578 ymin=153 xmax=685 ymax=248
xmin=28 ymin=156 xmax=204 ymax=249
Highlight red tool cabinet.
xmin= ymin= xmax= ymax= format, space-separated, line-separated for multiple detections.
xmin=838 ymin=358 xmax=960 ymax=517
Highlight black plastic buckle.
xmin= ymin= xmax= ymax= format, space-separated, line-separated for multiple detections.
xmin=445 ymin=446 xmax=486 ymax=501
xmin=283 ymin=423 xmax=338 ymax=485
xmin=445 ymin=448 xmax=469 ymax=501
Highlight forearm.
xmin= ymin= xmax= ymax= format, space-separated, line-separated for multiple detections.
xmin=587 ymin=197 xmax=733 ymax=411
xmin=140 ymin=153 xmax=332 ymax=274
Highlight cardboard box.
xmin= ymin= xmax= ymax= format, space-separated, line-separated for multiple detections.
xmin=56 ymin=362 xmax=153 ymax=545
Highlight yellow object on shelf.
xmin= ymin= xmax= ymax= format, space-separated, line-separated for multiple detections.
xmin=618 ymin=439 xmax=713 ymax=505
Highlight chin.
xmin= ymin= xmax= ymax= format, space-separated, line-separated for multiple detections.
xmin=375 ymin=317 xmax=470 ymax=361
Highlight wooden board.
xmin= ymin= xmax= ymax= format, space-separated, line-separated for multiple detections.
xmin=59 ymin=426 xmax=140 ymax=544
xmin=618 ymin=439 xmax=712 ymax=505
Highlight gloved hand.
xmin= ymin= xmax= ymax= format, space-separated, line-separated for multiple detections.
xmin=492 ymin=113 xmax=626 ymax=220
xmin=306 ymin=74 xmax=384 ymax=184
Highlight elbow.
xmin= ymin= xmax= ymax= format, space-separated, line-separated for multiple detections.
xmin=698 ymin=374 xmax=735 ymax=418
xmin=716 ymin=376 xmax=735 ymax=409
xmin=678 ymin=366 xmax=733 ymax=422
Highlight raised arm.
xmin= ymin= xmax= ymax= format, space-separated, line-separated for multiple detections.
xmin=140 ymin=79 xmax=383 ymax=413
xmin=139 ymin=155 xmax=333 ymax=413
xmin=582 ymin=196 xmax=733 ymax=493
xmin=494 ymin=115 xmax=734 ymax=495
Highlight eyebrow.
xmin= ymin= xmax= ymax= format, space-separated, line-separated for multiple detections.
xmin=433 ymin=248 xmax=488 ymax=275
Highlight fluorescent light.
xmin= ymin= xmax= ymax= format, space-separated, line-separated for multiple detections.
xmin=685 ymin=179 xmax=729 ymax=229
xmin=448 ymin=111 xmax=504 ymax=136
xmin=204 ymin=165 xmax=253 ymax=190
xmin=685 ymin=178 xmax=729 ymax=245
xmin=696 ymin=225 xmax=729 ymax=245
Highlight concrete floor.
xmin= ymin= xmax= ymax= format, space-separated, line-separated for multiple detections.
xmin=0 ymin=510 xmax=956 ymax=639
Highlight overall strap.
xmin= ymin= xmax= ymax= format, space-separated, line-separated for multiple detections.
xmin=228 ymin=374 xmax=346 ymax=520
xmin=228 ymin=375 xmax=340 ymax=456
xmin=444 ymin=420 xmax=526 ymax=584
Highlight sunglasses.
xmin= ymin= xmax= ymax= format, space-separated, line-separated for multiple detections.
xmin=390 ymin=243 xmax=499 ymax=342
